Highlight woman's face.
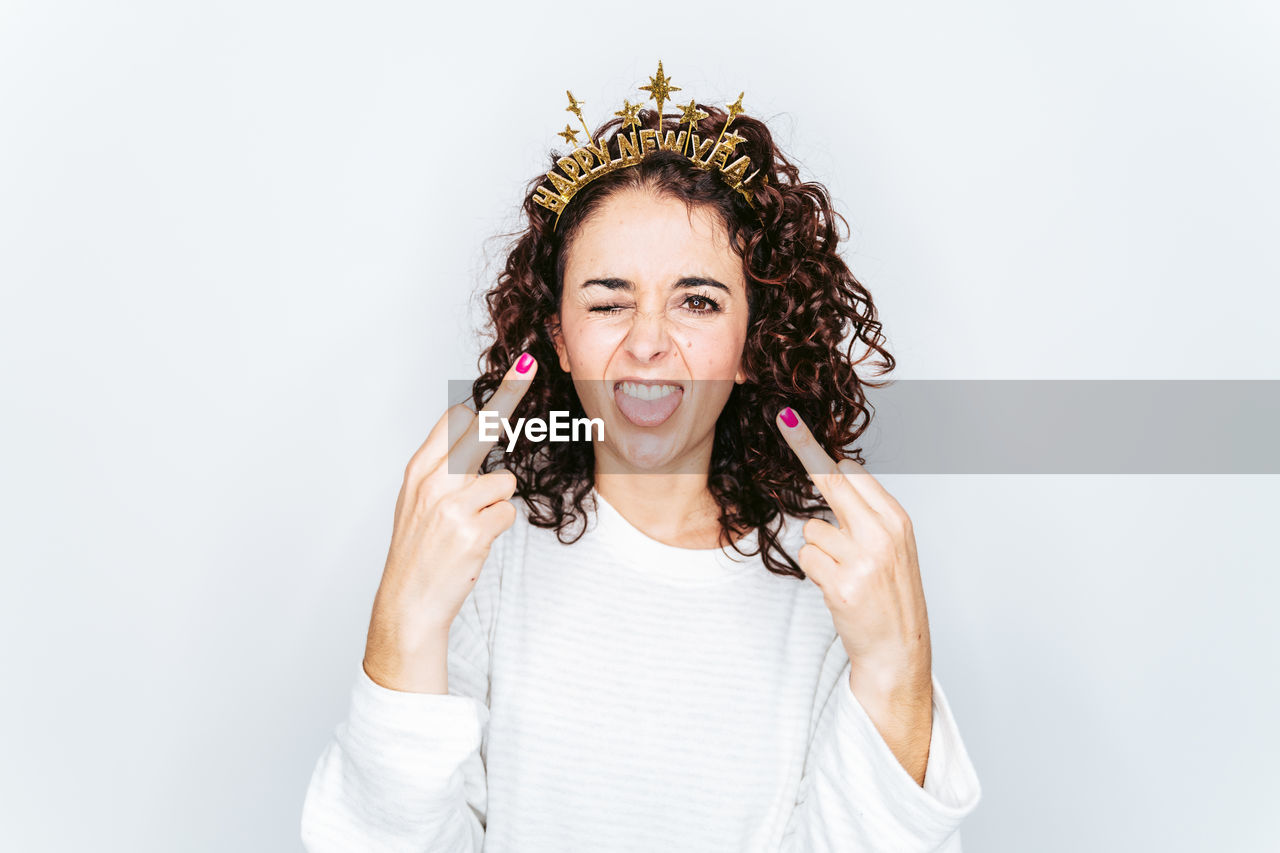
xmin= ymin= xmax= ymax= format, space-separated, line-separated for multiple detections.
xmin=553 ymin=187 xmax=750 ymax=474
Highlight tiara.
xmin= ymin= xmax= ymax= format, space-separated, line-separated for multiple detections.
xmin=533 ymin=60 xmax=765 ymax=229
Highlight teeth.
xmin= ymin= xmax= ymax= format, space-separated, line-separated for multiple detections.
xmin=619 ymin=382 xmax=679 ymax=401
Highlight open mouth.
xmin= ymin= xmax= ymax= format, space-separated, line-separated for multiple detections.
xmin=612 ymin=380 xmax=685 ymax=427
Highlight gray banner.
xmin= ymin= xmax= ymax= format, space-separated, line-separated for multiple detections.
xmin=445 ymin=380 xmax=1280 ymax=474
xmin=859 ymin=380 xmax=1279 ymax=474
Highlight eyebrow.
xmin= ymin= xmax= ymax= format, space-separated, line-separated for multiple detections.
xmin=581 ymin=276 xmax=731 ymax=293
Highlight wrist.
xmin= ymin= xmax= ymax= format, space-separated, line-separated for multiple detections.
xmin=364 ymin=611 xmax=452 ymax=693
xmin=371 ymin=582 xmax=457 ymax=637
xmin=847 ymin=643 xmax=931 ymax=703
xmin=363 ymin=637 xmax=450 ymax=694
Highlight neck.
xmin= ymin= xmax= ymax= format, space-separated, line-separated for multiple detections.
xmin=594 ymin=471 xmax=724 ymax=549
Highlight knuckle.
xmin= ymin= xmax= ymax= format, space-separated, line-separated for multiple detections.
xmin=894 ymin=506 xmax=913 ymax=534
xmin=436 ymin=493 xmax=465 ymax=525
xmin=865 ymin=528 xmax=894 ymax=558
xmin=858 ymin=552 xmax=886 ymax=577
xmin=832 ymin=577 xmax=858 ymax=604
xmin=796 ymin=543 xmax=823 ymax=571
xmin=460 ymin=524 xmax=486 ymax=552
xmin=829 ymin=472 xmax=855 ymax=497
xmin=418 ymin=482 xmax=442 ymax=513
xmin=493 ymin=378 xmax=521 ymax=407
xmin=404 ymin=453 xmax=428 ymax=484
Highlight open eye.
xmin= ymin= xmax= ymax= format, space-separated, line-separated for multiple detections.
xmin=683 ymin=293 xmax=722 ymax=314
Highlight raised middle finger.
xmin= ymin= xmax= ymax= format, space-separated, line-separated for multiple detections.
xmin=775 ymin=405 xmax=878 ymax=536
xmin=448 ymin=352 xmax=539 ymax=476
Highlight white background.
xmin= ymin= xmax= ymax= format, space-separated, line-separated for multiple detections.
xmin=2 ymin=1 xmax=1278 ymax=850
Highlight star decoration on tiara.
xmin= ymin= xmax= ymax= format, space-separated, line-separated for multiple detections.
xmin=557 ymin=124 xmax=579 ymax=146
xmin=639 ymin=60 xmax=680 ymax=124
xmin=679 ymin=98 xmax=710 ymax=155
xmin=614 ymin=99 xmax=643 ymax=129
xmin=725 ymin=91 xmax=745 ymax=122
xmin=679 ymin=98 xmax=709 ymax=126
xmin=709 ymin=91 xmax=748 ymax=165
xmin=719 ymin=129 xmax=746 ymax=153
xmin=533 ymin=61 xmax=765 ymax=228
xmin=564 ymin=90 xmax=592 ymax=140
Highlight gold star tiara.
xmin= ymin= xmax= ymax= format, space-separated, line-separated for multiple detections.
xmin=534 ymin=60 xmax=764 ymax=229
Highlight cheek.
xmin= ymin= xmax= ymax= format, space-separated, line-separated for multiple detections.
xmin=681 ymin=324 xmax=747 ymax=374
xmin=564 ymin=317 xmax=624 ymax=364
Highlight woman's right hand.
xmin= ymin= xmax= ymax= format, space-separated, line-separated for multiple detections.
xmin=363 ymin=353 xmax=538 ymax=693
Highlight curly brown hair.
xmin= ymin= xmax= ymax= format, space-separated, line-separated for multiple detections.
xmin=469 ymin=104 xmax=894 ymax=579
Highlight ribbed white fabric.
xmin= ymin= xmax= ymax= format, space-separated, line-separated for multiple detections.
xmin=301 ymin=488 xmax=982 ymax=852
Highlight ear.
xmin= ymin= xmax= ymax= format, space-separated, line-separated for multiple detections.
xmin=551 ymin=313 xmax=571 ymax=373
xmin=734 ymin=356 xmax=749 ymax=384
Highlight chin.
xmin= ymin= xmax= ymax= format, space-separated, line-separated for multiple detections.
xmin=605 ymin=432 xmax=687 ymax=472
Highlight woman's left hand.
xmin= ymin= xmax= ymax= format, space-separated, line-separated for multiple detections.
xmin=775 ymin=406 xmax=933 ymax=699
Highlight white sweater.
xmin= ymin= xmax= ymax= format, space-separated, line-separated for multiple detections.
xmin=301 ymin=488 xmax=982 ymax=852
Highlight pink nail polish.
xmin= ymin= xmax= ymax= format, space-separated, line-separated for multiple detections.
xmin=779 ymin=407 xmax=798 ymax=428
xmin=515 ymin=353 xmax=534 ymax=374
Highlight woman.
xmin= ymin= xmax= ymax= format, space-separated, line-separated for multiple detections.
xmin=301 ymin=65 xmax=982 ymax=852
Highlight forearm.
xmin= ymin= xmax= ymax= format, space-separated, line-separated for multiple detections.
xmin=364 ymin=585 xmax=453 ymax=694
xmin=847 ymin=647 xmax=933 ymax=786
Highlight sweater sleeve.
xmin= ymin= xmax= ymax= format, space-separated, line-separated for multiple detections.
xmin=780 ymin=660 xmax=982 ymax=852
xmin=300 ymin=562 xmax=497 ymax=852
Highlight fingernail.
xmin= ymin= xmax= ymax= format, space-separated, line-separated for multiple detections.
xmin=515 ymin=352 xmax=534 ymax=374
xmin=779 ymin=406 xmax=798 ymax=428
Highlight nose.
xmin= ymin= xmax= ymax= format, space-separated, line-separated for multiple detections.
xmin=622 ymin=308 xmax=673 ymax=364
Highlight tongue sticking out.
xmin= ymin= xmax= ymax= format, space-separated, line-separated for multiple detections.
xmin=614 ymin=384 xmax=683 ymax=427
